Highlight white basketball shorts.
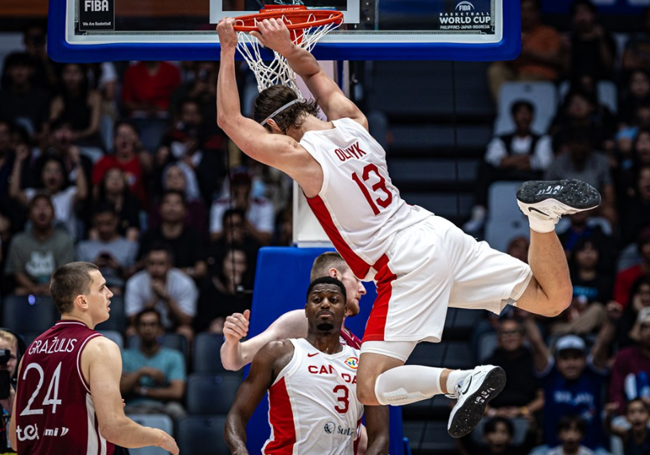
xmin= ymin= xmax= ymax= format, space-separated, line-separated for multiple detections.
xmin=362 ymin=215 xmax=532 ymax=344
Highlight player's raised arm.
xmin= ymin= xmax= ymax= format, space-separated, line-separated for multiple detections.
xmin=252 ymin=18 xmax=367 ymax=128
xmin=221 ymin=309 xmax=308 ymax=371
xmin=216 ymin=18 xmax=319 ymax=179
xmin=225 ymin=340 xmax=293 ymax=453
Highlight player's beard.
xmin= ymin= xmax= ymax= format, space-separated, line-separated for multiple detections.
xmin=316 ymin=322 xmax=334 ymax=332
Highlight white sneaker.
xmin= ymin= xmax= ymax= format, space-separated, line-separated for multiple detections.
xmin=516 ymin=179 xmax=601 ymax=221
xmin=446 ymin=365 xmax=506 ymax=438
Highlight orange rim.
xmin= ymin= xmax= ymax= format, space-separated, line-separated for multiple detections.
xmin=232 ymin=7 xmax=343 ymax=33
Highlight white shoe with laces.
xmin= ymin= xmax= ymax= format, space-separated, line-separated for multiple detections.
xmin=446 ymin=365 xmax=506 ymax=438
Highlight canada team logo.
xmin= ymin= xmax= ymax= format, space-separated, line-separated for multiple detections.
xmin=344 ymin=357 xmax=359 ymax=369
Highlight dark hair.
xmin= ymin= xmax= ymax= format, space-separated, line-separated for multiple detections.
xmin=521 ymin=0 xmax=541 ymax=10
xmin=92 ymin=202 xmax=117 ymax=218
xmin=484 ymin=416 xmax=514 ymax=437
xmin=638 ymin=225 xmax=650 ymax=251
xmin=510 ymin=100 xmax=535 ymax=117
xmin=626 ymin=398 xmax=650 ymax=413
xmin=59 ymin=63 xmax=89 ymax=101
xmin=222 ymin=207 xmax=246 ymax=226
xmin=562 ymin=127 xmax=593 ymax=147
xmin=161 ymin=189 xmax=187 ymax=207
xmin=253 ymin=85 xmax=320 ymax=133
xmin=4 ymin=52 xmax=35 ymax=70
xmin=50 ymin=262 xmax=99 ymax=314
xmin=570 ymin=0 xmax=597 ymax=16
xmin=310 ymin=252 xmax=348 ymax=282
xmin=306 ymin=276 xmax=347 ymax=303
xmin=113 ymin=119 xmax=139 ymax=137
xmin=557 ymin=415 xmax=586 ymax=435
xmin=145 ymin=241 xmax=175 ymax=264
xmin=0 ymin=118 xmax=14 ymax=133
xmin=569 ymin=237 xmax=601 ymax=273
xmin=97 ymin=166 xmax=130 ymax=202
xmin=49 ymin=116 xmax=73 ymax=132
xmin=28 ymin=192 xmax=54 ymax=213
xmin=134 ymin=308 xmax=162 ymax=326
xmin=634 ymin=127 xmax=650 ymax=157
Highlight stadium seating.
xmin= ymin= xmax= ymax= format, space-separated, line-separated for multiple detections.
xmin=494 ymin=82 xmax=557 ymax=135
xmin=186 ymin=373 xmax=242 ymax=415
xmin=193 ymin=332 xmax=225 ymax=374
xmin=484 ymin=181 xmax=529 ymax=253
xmin=177 ymin=416 xmax=229 ymax=455
xmin=2 ymin=295 xmax=58 ymax=335
xmin=127 ymin=414 xmax=174 ymax=455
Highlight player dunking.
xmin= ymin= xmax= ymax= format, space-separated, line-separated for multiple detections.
xmin=9 ymin=262 xmax=178 ymax=454
xmin=216 ymin=18 xmax=601 ymax=437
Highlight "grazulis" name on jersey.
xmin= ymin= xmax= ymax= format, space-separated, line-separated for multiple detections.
xmin=28 ymin=337 xmax=78 ymax=355
xmin=333 ymin=142 xmax=367 ymax=162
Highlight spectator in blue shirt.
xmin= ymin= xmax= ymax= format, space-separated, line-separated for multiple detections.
xmin=120 ymin=308 xmax=186 ymax=420
xmin=522 ymin=305 xmax=619 ymax=453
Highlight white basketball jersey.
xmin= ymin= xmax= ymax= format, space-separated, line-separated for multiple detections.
xmin=300 ymin=117 xmax=431 ymax=280
xmin=263 ymin=338 xmax=363 ymax=455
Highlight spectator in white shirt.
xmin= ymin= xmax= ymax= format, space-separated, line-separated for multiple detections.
xmin=125 ymin=242 xmax=197 ymax=341
xmin=464 ymin=100 xmax=553 ymax=234
xmin=210 ymin=170 xmax=274 ymax=244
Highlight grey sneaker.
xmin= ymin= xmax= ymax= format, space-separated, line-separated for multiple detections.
xmin=446 ymin=365 xmax=506 ymax=438
xmin=516 ymin=179 xmax=601 ymax=221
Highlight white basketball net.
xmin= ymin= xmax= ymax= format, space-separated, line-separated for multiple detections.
xmin=236 ymin=13 xmax=341 ymax=97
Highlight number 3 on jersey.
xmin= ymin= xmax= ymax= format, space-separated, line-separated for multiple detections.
xmin=333 ymin=385 xmax=349 ymax=413
xmin=351 ymin=164 xmax=393 ymax=215
xmin=20 ymin=362 xmax=63 ymax=416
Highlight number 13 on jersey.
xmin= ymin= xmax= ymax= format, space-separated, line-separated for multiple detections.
xmin=351 ymin=164 xmax=393 ymax=215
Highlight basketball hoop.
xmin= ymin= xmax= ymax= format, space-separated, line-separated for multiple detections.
xmin=233 ymin=5 xmax=343 ymax=96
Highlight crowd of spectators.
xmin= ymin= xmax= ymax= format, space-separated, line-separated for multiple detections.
xmin=1 ymin=0 xmax=650 ymax=452
xmin=471 ymin=1 xmax=650 ymax=453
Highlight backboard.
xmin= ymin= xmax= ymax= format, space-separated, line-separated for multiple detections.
xmin=48 ymin=0 xmax=520 ymax=62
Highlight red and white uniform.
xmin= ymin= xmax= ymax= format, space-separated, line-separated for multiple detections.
xmin=302 ymin=118 xmax=430 ymax=281
xmin=263 ymin=338 xmax=363 ymax=455
xmin=15 ymin=321 xmax=114 ymax=455
xmin=301 ymin=118 xmax=533 ymax=345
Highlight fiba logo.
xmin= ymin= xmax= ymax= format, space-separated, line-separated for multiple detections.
xmin=84 ymin=0 xmax=109 ymax=11
xmin=455 ymin=1 xmax=475 ymax=11
xmin=344 ymin=357 xmax=359 ymax=369
xmin=324 ymin=421 xmax=336 ymax=434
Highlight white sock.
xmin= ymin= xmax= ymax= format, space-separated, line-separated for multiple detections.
xmin=527 ymin=215 xmax=558 ymax=234
xmin=375 ymin=366 xmax=445 ymax=406
xmin=446 ymin=369 xmax=473 ymax=394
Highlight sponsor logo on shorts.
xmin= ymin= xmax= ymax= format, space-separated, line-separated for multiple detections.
xmin=344 ymin=357 xmax=359 ymax=369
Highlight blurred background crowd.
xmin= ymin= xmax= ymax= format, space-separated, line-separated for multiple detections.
xmin=1 ymin=0 xmax=650 ymax=453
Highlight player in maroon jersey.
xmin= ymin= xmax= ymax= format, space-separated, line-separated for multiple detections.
xmin=9 ymin=262 xmax=178 ymax=455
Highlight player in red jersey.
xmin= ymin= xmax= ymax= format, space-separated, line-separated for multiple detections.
xmin=9 ymin=262 xmax=178 ymax=455
xmin=216 ymin=18 xmax=601 ymax=439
